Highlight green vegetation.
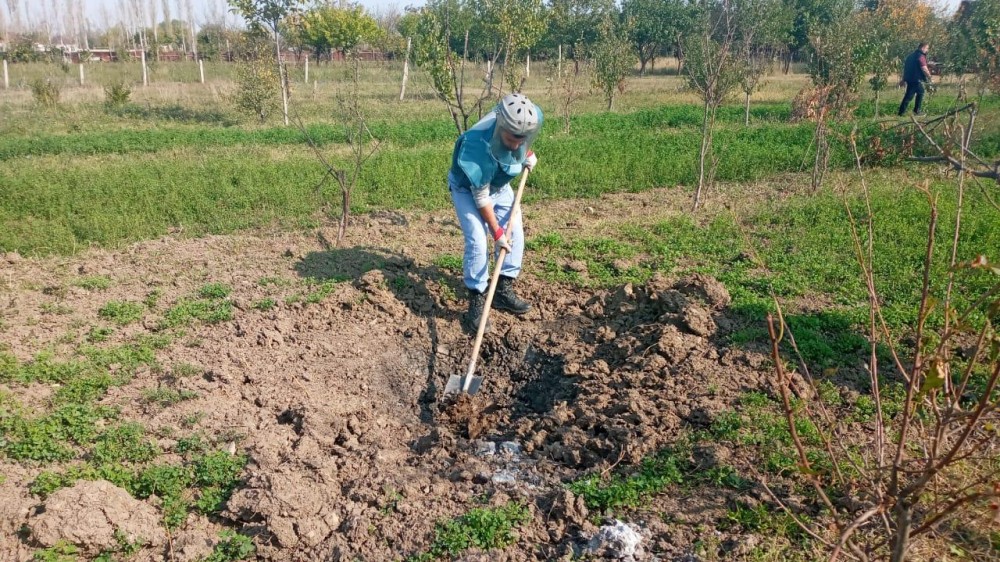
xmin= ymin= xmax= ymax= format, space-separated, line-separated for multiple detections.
xmin=98 ymin=300 xmax=144 ymax=326
xmin=405 ymin=502 xmax=529 ymax=561
xmin=202 ymin=530 xmax=256 ymax=562
xmin=252 ymin=298 xmax=276 ymax=311
xmin=142 ymin=386 xmax=199 ymax=407
xmin=569 ymin=448 xmax=687 ymax=512
xmin=432 ymin=254 xmax=463 ymax=272
xmin=161 ymin=286 xmax=234 ymax=328
xmin=73 ymin=275 xmax=113 ymax=291
xmin=30 ymin=448 xmax=248 ymax=530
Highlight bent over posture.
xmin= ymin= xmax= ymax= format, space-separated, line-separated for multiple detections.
xmin=448 ymin=93 xmax=543 ymax=333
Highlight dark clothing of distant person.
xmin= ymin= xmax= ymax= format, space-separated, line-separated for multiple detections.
xmin=898 ymin=48 xmax=929 ymax=116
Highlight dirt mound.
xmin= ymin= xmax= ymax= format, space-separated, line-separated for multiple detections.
xmin=28 ymin=480 xmax=165 ymax=555
xmin=0 ymin=221 xmax=777 ymax=561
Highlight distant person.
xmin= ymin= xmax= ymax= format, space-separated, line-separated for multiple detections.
xmin=898 ymin=42 xmax=933 ymax=117
xmin=448 ymin=93 xmax=543 ymax=333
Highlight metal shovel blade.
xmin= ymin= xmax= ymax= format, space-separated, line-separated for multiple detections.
xmin=444 ymin=374 xmax=482 ymax=395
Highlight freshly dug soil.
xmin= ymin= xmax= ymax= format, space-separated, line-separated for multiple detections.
xmin=0 ymin=189 xmax=786 ymax=561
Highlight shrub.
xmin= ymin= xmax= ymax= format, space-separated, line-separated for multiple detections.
xmin=30 ymin=78 xmax=61 ymax=107
xmin=229 ymin=41 xmax=280 ymax=123
xmin=103 ymin=81 xmax=133 ymax=108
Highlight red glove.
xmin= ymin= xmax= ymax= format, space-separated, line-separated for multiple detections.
xmin=524 ymin=151 xmax=538 ymax=171
xmin=493 ymin=226 xmax=512 ymax=253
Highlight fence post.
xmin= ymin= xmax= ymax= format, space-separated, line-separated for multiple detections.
xmin=399 ymin=37 xmax=411 ymax=101
xmin=79 ymin=63 xmax=85 ymax=86
xmin=4 ymin=59 xmax=9 ymax=89
xmin=525 ymin=52 xmax=530 ymax=79
xmin=141 ymin=49 xmax=148 ymax=86
xmin=199 ymin=59 xmax=204 ymax=84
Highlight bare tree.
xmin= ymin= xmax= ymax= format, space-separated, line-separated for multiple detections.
xmin=296 ymin=54 xmax=381 ymax=245
xmin=683 ymin=0 xmax=742 ymax=210
xmin=906 ymin=104 xmax=1000 ymax=184
xmin=755 ymin=119 xmax=1000 ymax=561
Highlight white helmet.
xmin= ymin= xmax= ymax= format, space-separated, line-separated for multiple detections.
xmin=496 ymin=93 xmax=540 ymax=137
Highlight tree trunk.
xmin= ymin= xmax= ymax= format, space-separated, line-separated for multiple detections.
xmin=338 ymin=187 xmax=350 ymax=245
xmin=744 ymin=91 xmax=751 ymax=126
xmin=890 ymin=502 xmax=912 ymax=562
xmin=274 ymin=26 xmax=289 ymax=126
xmin=874 ymin=89 xmax=880 ymax=118
xmin=694 ymin=99 xmax=712 ymax=210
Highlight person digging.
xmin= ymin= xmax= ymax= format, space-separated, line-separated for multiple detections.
xmin=448 ymin=93 xmax=543 ymax=333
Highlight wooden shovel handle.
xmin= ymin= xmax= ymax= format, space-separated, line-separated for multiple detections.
xmin=462 ymin=168 xmax=531 ymax=391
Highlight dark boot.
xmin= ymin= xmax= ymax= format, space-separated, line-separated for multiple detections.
xmin=463 ymin=289 xmax=491 ymax=333
xmin=493 ymin=276 xmax=531 ymax=314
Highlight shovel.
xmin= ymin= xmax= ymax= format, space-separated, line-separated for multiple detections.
xmin=445 ymin=168 xmax=530 ymax=395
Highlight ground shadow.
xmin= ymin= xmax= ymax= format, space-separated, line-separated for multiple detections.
xmin=293 ymin=235 xmax=583 ymax=441
xmin=110 ymin=103 xmax=235 ymax=126
xmin=294 ymin=236 xmax=466 ymax=425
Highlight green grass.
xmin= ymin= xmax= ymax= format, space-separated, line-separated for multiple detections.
xmin=161 ymin=295 xmax=234 ymax=328
xmin=97 ymin=300 xmax=144 ymax=326
xmin=405 ymin=502 xmax=529 ymax=561
xmin=568 ymin=448 xmax=688 ymax=513
xmin=30 ymin=447 xmax=248 ymax=530
xmin=432 ymin=254 xmax=463 ymax=272
xmin=202 ymin=530 xmax=255 ymax=562
xmin=72 ymin=275 xmax=112 ymax=291
xmin=142 ymin=386 xmax=199 ymax=407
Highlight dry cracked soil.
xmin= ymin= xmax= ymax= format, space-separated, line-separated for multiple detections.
xmin=0 ymin=187 xmax=792 ymax=561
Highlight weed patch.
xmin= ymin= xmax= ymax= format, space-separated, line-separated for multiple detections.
xmin=73 ymin=276 xmax=112 ymax=291
xmin=142 ymin=386 xmax=198 ymax=407
xmin=98 ymin=300 xmax=144 ymax=326
xmin=569 ymin=448 xmax=688 ymax=513
xmin=405 ymin=502 xmax=529 ymax=561
xmin=202 ymin=530 xmax=255 ymax=562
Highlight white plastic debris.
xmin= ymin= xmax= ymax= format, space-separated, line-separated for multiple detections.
xmin=499 ymin=441 xmax=522 ymax=457
xmin=491 ymin=470 xmax=516 ymax=485
xmin=587 ymin=519 xmax=642 ymax=560
xmin=473 ymin=440 xmax=496 ymax=457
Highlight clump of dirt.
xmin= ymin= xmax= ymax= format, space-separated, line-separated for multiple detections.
xmin=28 ymin=480 xmax=165 ymax=555
xmin=0 ymin=205 xmax=781 ymax=561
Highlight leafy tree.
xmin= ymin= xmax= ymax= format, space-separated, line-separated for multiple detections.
xmin=780 ymin=0 xmax=851 ymax=72
xmin=542 ymin=0 xmax=616 ymax=65
xmin=409 ymin=0 xmax=496 ymax=133
xmin=591 ymin=14 xmax=633 ymax=110
xmin=622 ymin=0 xmax=694 ymax=75
xmin=733 ymin=0 xmax=792 ymax=123
xmin=230 ymin=37 xmax=281 ymax=122
xmin=943 ymin=0 xmax=980 ymax=98
xmin=300 ymin=4 xmax=383 ymax=60
xmin=854 ymin=8 xmax=894 ymax=116
xmin=403 ymin=0 xmax=476 ymax=58
xmin=683 ymin=0 xmax=744 ymax=209
xmin=965 ymin=0 xmax=1000 ymax=91
xmin=196 ymin=23 xmax=242 ymax=61
xmin=471 ymin=0 xmax=547 ymax=93
xmin=227 ymin=0 xmax=306 ymax=126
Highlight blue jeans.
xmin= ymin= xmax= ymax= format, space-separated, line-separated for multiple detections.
xmin=450 ymin=184 xmax=524 ymax=293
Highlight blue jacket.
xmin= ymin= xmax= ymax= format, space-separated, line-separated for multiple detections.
xmin=448 ymin=108 xmax=543 ymax=196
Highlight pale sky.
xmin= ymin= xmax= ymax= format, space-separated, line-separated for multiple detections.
xmin=11 ymin=0 xmax=964 ymax=34
xmin=10 ymin=0 xmax=420 ymax=33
